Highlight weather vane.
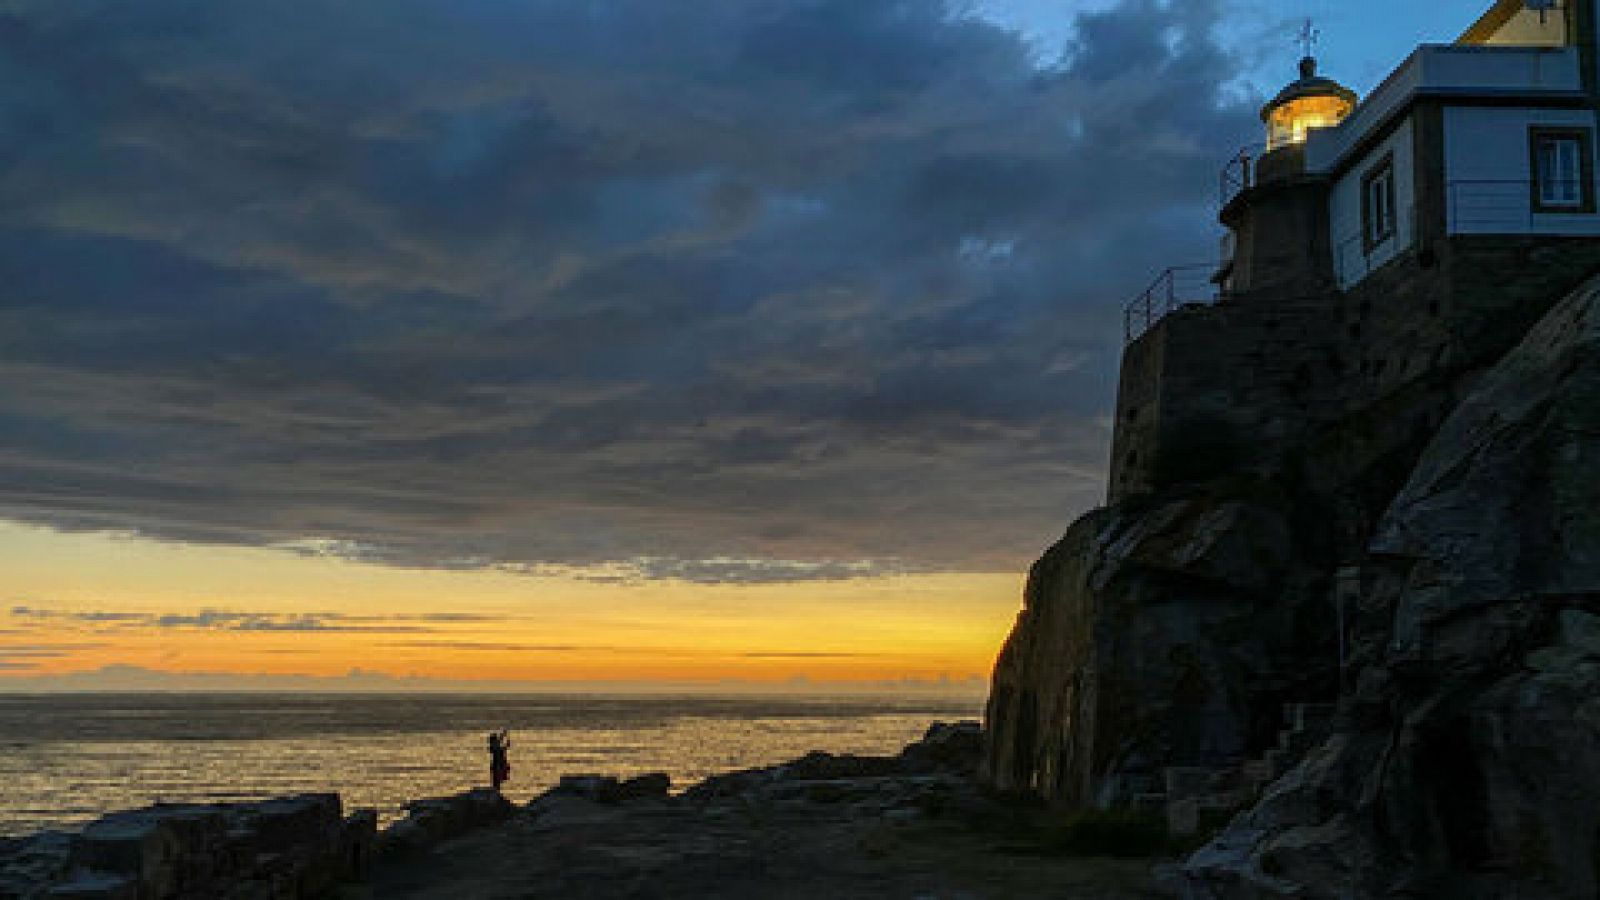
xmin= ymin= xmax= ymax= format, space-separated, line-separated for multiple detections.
xmin=1297 ymin=18 xmax=1320 ymax=59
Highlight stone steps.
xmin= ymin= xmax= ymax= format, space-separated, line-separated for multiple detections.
xmin=1160 ymin=701 xmax=1334 ymax=836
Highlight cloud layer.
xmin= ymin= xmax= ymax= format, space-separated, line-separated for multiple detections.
xmin=0 ymin=0 xmax=1254 ymax=580
xmin=8 ymin=606 xmax=497 ymax=633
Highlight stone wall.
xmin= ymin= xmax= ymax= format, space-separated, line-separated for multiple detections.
xmin=1108 ymin=294 xmax=1345 ymax=501
xmin=1108 ymin=235 xmax=1600 ymax=503
xmin=1106 ymin=325 xmax=1165 ymax=498
xmin=1222 ymin=172 xmax=1332 ymax=297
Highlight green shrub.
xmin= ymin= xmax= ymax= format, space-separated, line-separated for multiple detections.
xmin=1036 ymin=809 xmax=1171 ymax=858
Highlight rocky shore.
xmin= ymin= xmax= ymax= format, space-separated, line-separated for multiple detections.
xmin=1 ymin=722 xmax=1174 ymax=899
xmin=0 ymin=793 xmax=375 ymax=899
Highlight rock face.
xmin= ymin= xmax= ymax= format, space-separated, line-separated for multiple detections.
xmin=0 ymin=794 xmax=374 ymax=900
xmin=1179 ymin=275 xmax=1600 ymax=898
xmin=982 ymin=486 xmax=1333 ymax=808
xmin=984 ymin=249 xmax=1600 ymax=896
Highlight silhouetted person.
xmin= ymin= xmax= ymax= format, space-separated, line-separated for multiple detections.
xmin=488 ymin=729 xmax=511 ymax=792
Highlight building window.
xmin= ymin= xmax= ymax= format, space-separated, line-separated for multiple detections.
xmin=1531 ymin=127 xmax=1595 ymax=213
xmin=1361 ymin=155 xmax=1397 ymax=251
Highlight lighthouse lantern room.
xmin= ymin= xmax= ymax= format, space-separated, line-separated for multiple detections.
xmin=1263 ymin=56 xmax=1358 ymax=151
xmin=1262 ymin=23 xmax=1358 ymax=152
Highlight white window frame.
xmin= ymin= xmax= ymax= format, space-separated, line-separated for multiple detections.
xmin=1361 ymin=155 xmax=1397 ymax=251
xmin=1531 ymin=127 xmax=1594 ymax=214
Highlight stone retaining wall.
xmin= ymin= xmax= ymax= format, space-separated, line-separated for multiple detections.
xmin=1109 ymin=235 xmax=1600 ymax=502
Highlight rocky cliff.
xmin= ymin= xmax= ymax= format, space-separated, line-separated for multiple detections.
xmin=1181 ymin=272 xmax=1600 ymax=898
xmin=985 ymin=271 xmax=1600 ymax=896
xmin=981 ymin=488 xmax=1316 ymax=807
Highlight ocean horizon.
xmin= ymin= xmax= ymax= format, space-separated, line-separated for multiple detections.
xmin=0 ymin=690 xmax=985 ymax=838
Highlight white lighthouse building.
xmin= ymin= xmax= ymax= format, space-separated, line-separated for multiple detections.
xmin=1110 ymin=0 xmax=1600 ymax=500
xmin=1222 ymin=0 xmax=1600 ymax=295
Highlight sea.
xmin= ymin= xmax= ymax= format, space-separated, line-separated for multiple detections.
xmin=0 ymin=691 xmax=985 ymax=838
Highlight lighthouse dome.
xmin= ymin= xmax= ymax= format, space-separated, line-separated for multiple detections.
xmin=1261 ymin=56 xmax=1358 ymax=151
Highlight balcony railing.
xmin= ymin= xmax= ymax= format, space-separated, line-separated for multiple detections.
xmin=1124 ymin=265 xmax=1218 ymax=343
xmin=1220 ymin=143 xmax=1265 ymax=208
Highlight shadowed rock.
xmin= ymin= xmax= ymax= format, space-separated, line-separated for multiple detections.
xmin=1182 ymin=275 xmax=1600 ymax=898
xmin=378 ymin=789 xmax=513 ymax=860
xmin=0 ymin=794 xmax=374 ymax=900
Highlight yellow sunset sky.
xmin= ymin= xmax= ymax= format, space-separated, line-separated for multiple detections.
xmin=0 ymin=522 xmax=1019 ymax=689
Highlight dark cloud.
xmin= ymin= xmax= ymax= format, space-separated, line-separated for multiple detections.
xmin=7 ymin=606 xmax=493 ymax=633
xmin=0 ymin=0 xmax=1254 ymax=581
xmin=0 ymin=644 xmax=95 ymax=657
xmin=509 ymin=556 xmax=912 ymax=585
xmin=0 ymin=643 xmax=104 ymax=670
xmin=386 ymin=641 xmax=634 ymax=653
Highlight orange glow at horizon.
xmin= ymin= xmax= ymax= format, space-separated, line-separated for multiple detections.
xmin=0 ymin=522 xmax=1020 ymax=687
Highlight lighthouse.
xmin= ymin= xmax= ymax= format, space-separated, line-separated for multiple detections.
xmin=1217 ymin=47 xmax=1358 ymax=297
xmin=1110 ymin=0 xmax=1600 ymax=502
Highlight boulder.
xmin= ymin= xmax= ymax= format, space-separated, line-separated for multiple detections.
xmin=614 ymin=773 xmax=671 ymax=803
xmin=549 ymin=775 xmax=622 ymax=803
xmin=228 ymin=794 xmax=341 ymax=858
xmin=71 ymin=805 xmax=228 ymax=899
xmin=374 ymin=818 xmax=430 ymax=861
xmin=684 ymin=752 xmax=907 ymax=804
xmin=899 ymin=721 xmax=983 ymax=774
xmin=781 ymin=752 xmax=903 ymax=781
xmin=41 ymin=872 xmax=137 ymax=900
xmin=1 ymin=832 xmax=74 ymax=897
xmin=531 ymin=772 xmax=668 ymax=807
xmin=2 ymin=794 xmax=370 ymax=900
xmin=377 ymin=789 xmax=512 ymax=859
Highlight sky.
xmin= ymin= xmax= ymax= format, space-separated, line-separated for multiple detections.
xmin=0 ymin=0 xmax=1489 ymax=689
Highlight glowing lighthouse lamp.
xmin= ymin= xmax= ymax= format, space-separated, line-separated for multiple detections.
xmin=1263 ymin=22 xmax=1358 ymax=152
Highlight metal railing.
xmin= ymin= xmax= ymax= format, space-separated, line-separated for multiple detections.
xmin=1447 ymin=179 xmax=1595 ymax=233
xmin=1123 ymin=265 xmax=1218 ymax=343
xmin=1220 ymin=143 xmax=1266 ymax=208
